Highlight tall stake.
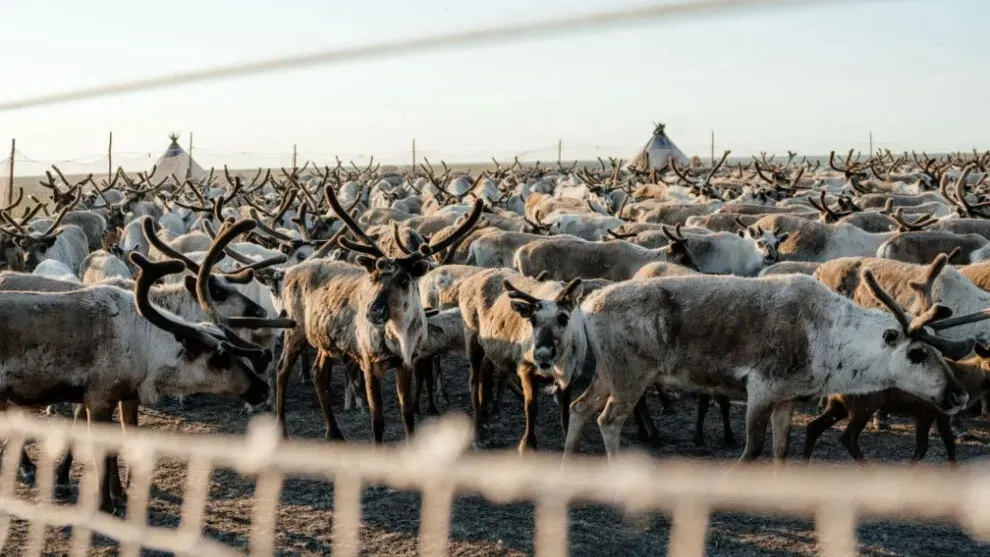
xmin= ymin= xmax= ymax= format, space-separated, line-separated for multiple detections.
xmin=107 ymin=131 xmax=113 ymax=184
xmin=6 ymin=138 xmax=14 ymax=206
xmin=186 ymin=132 xmax=194 ymax=181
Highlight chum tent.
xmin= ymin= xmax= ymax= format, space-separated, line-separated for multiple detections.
xmin=149 ymin=133 xmax=206 ymax=181
xmin=627 ymin=122 xmax=690 ymax=171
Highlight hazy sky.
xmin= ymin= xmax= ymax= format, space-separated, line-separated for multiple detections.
xmin=0 ymin=0 xmax=986 ymax=174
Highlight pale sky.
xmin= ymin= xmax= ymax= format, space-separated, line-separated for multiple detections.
xmin=0 ymin=0 xmax=986 ymax=175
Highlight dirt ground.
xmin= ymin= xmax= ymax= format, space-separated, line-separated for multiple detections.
xmin=5 ymin=353 xmax=990 ymax=557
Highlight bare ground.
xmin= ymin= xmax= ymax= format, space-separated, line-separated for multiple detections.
xmin=5 ymin=354 xmax=990 ymax=557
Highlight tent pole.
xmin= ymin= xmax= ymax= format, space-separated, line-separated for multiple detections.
xmin=186 ymin=132 xmax=194 ymax=181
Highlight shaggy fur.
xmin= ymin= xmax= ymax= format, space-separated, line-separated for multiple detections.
xmin=564 ymin=274 xmax=969 ymax=461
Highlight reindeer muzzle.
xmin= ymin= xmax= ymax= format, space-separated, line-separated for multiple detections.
xmin=367 ymin=302 xmax=389 ymax=326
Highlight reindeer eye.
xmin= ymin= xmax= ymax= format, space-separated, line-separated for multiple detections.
xmin=557 ymin=313 xmax=569 ymax=327
xmin=908 ymin=347 xmax=927 ymax=364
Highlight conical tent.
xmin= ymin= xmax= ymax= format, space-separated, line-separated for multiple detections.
xmin=149 ymin=134 xmax=206 ymax=181
xmin=628 ymin=122 xmax=690 ymax=170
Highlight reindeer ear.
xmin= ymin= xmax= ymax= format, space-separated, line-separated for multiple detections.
xmin=555 ymin=278 xmax=584 ymax=309
xmin=510 ymin=300 xmax=536 ymax=318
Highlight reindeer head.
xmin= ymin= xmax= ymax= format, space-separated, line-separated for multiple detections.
xmin=659 ymin=225 xmax=697 ymax=271
xmin=741 ymin=225 xmax=789 ymax=265
xmin=129 ymin=218 xmax=295 ymax=408
xmin=0 ymin=189 xmax=81 ymax=272
xmin=326 ymin=182 xmax=483 ymax=329
xmin=504 ymin=278 xmax=584 ymax=385
xmin=138 ymin=215 xmax=270 ymax=320
xmin=861 ymin=264 xmax=975 ymax=414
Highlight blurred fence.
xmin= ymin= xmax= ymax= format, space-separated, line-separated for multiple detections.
xmin=1 ymin=409 xmax=988 ymax=557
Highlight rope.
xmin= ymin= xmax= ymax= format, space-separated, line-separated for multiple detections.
xmin=0 ymin=0 xmax=879 ymax=113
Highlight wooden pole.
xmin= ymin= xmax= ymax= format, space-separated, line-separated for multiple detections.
xmin=557 ymin=139 xmax=562 ymax=165
xmin=186 ymin=132 xmax=194 ymax=181
xmin=107 ymin=131 xmax=113 ymax=183
xmin=411 ymin=138 xmax=416 ymax=170
xmin=6 ymin=139 xmax=14 ymax=206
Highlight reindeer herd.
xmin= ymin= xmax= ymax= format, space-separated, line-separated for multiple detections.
xmin=2 ymin=149 xmax=990 ymax=517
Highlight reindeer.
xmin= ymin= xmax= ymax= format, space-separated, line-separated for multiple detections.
xmin=563 ymin=271 xmax=973 ymax=461
xmin=456 ymin=268 xmax=586 ymax=450
xmin=0 ymin=192 xmax=90 ymax=274
xmin=804 ymin=258 xmax=990 ymax=463
xmin=274 ymin=186 xmax=482 ymax=442
xmin=0 ymin=218 xmax=294 ymax=514
xmin=513 ymin=227 xmax=695 ymax=282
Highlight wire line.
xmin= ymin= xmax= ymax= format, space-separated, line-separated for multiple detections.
xmin=0 ymin=0 xmax=878 ymax=114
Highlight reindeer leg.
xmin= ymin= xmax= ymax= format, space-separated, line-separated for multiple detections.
xmin=85 ymin=404 xmax=124 ymax=515
xmin=839 ymin=408 xmax=873 ymax=461
xmin=395 ymin=364 xmax=416 ymax=440
xmin=564 ymin=366 xmax=612 ymax=456
xmin=424 ymin=357 xmax=439 ymax=415
xmin=411 ymin=360 xmax=424 ymax=416
xmin=718 ymin=395 xmax=736 ymax=448
xmin=467 ymin=336 xmax=488 ymax=443
xmin=657 ymin=387 xmax=676 ymax=415
xmin=342 ymin=360 xmax=365 ymax=412
xmin=935 ymin=412 xmax=958 ymax=464
xmin=518 ymin=365 xmax=540 ymax=453
xmin=312 ymin=352 xmax=344 ymax=441
xmin=364 ymin=364 xmax=386 ymax=444
xmin=433 ymin=356 xmax=448 ymax=406
xmin=299 ymin=346 xmax=313 ymax=386
xmin=16 ymin=444 xmax=36 ymax=488
xmin=117 ymin=398 xmax=139 ymax=495
xmin=55 ymin=403 xmax=87 ymax=497
xmin=597 ymin=394 xmax=638 ymax=462
xmin=802 ymin=398 xmax=848 ymax=460
xmin=632 ymin=394 xmax=660 ymax=444
xmin=489 ymin=368 xmax=506 ymax=419
xmin=556 ymin=382 xmax=571 ymax=435
xmin=739 ymin=395 xmax=773 ymax=463
xmin=770 ymin=400 xmax=796 ymax=463
xmin=910 ymin=411 xmax=937 ymax=464
xmin=694 ymin=394 xmax=711 ymax=447
xmin=274 ymin=334 xmax=304 ymax=438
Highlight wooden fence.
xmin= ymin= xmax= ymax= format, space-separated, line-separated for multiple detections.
xmin=0 ymin=409 xmax=988 ymax=556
